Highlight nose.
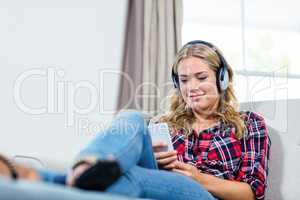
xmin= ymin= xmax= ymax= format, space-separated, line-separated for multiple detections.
xmin=187 ymin=77 xmax=199 ymax=92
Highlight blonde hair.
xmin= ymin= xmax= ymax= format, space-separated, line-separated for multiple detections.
xmin=155 ymin=43 xmax=246 ymax=139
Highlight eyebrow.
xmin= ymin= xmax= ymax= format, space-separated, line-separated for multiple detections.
xmin=179 ymin=71 xmax=208 ymax=77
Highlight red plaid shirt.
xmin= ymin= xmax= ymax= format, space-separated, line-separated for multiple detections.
xmin=171 ymin=111 xmax=271 ymax=200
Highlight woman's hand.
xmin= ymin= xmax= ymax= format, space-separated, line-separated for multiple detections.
xmin=152 ymin=141 xmax=177 ymax=170
xmin=0 ymin=159 xmax=12 ymax=177
xmin=172 ymin=162 xmax=255 ymax=200
xmin=172 ymin=161 xmax=201 ymax=181
xmin=66 ymin=162 xmax=92 ymax=186
xmin=0 ymin=155 xmax=40 ymax=181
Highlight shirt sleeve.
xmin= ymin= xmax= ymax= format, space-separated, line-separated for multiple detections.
xmin=235 ymin=111 xmax=271 ymax=200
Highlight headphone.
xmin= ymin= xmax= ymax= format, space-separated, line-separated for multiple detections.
xmin=171 ymin=40 xmax=229 ymax=93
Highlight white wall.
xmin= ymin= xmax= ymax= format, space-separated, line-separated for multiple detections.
xmin=0 ymin=0 xmax=128 ymax=168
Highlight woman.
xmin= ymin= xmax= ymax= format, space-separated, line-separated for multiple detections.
xmin=67 ymin=40 xmax=271 ymax=200
xmin=0 ymin=40 xmax=271 ymax=200
xmin=152 ymin=40 xmax=271 ymax=199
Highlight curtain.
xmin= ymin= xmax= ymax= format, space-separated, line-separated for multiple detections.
xmin=117 ymin=0 xmax=183 ymax=115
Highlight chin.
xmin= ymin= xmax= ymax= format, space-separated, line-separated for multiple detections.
xmin=188 ymin=101 xmax=214 ymax=112
xmin=189 ymin=103 xmax=208 ymax=112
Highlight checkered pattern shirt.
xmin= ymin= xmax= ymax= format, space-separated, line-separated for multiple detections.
xmin=171 ymin=111 xmax=271 ymax=200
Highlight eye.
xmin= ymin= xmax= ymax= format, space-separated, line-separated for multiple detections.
xmin=180 ymin=79 xmax=187 ymax=83
xmin=197 ymin=76 xmax=207 ymax=80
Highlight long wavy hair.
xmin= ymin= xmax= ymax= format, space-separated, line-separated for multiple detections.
xmin=154 ymin=42 xmax=246 ymax=139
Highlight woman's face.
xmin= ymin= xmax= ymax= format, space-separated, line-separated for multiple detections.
xmin=177 ymin=57 xmax=220 ymax=114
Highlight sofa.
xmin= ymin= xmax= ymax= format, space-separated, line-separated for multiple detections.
xmin=240 ymin=99 xmax=300 ymax=200
xmin=2 ymin=99 xmax=299 ymax=200
xmin=0 ymin=177 xmax=149 ymax=200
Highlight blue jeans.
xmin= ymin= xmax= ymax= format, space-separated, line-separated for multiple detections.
xmin=39 ymin=111 xmax=215 ymax=200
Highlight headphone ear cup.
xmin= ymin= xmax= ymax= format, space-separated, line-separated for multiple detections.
xmin=171 ymin=70 xmax=180 ymax=89
xmin=174 ymin=75 xmax=180 ymax=89
xmin=218 ymin=67 xmax=229 ymax=91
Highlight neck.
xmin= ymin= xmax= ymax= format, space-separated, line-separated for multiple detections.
xmin=192 ymin=110 xmax=219 ymax=132
xmin=193 ymin=111 xmax=216 ymax=123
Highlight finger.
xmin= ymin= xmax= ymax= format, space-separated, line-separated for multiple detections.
xmin=66 ymin=163 xmax=91 ymax=187
xmin=154 ymin=151 xmax=175 ymax=159
xmin=152 ymin=141 xmax=166 ymax=147
xmin=152 ymin=142 xmax=167 ymax=152
xmin=154 ymin=151 xmax=177 ymax=159
xmin=157 ymin=156 xmax=177 ymax=166
xmin=162 ymin=161 xmax=177 ymax=170
xmin=173 ymin=161 xmax=190 ymax=170
xmin=66 ymin=171 xmax=75 ymax=186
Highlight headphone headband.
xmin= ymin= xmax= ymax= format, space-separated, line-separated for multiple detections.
xmin=172 ymin=40 xmax=229 ymax=92
xmin=182 ymin=40 xmax=226 ymax=69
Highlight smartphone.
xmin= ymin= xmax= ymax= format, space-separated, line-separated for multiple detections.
xmin=148 ymin=122 xmax=174 ymax=152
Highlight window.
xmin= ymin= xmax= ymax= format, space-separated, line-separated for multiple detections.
xmin=183 ymin=0 xmax=300 ymax=102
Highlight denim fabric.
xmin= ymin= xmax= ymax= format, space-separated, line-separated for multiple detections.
xmin=39 ymin=111 xmax=216 ymax=200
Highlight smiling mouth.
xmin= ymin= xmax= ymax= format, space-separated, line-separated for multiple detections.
xmin=189 ymin=95 xmax=201 ymax=97
xmin=189 ymin=95 xmax=204 ymax=101
xmin=189 ymin=93 xmax=204 ymax=97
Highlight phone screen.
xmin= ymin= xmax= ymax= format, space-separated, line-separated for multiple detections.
xmin=148 ymin=122 xmax=174 ymax=152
